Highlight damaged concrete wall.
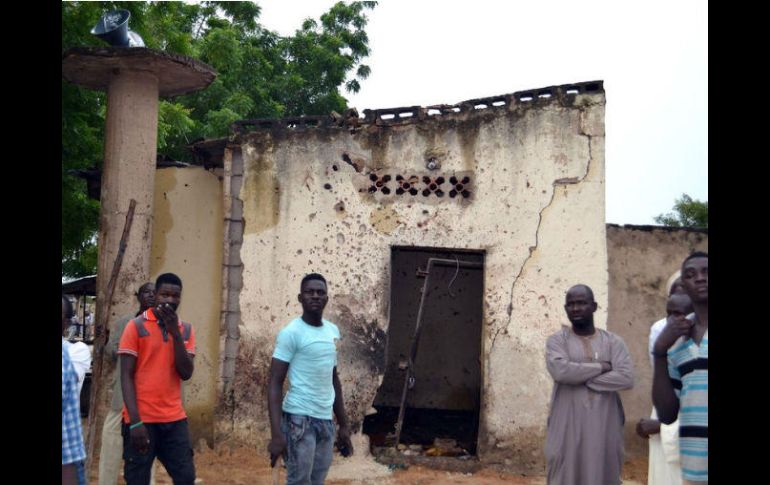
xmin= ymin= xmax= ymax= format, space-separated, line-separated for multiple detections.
xmin=150 ymin=166 xmax=224 ymax=446
xmin=225 ymin=82 xmax=608 ymax=473
xmin=605 ymin=224 xmax=708 ymax=459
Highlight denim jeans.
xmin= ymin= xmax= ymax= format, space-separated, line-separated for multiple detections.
xmin=281 ymin=413 xmax=336 ymax=485
xmin=75 ymin=459 xmax=88 ymax=485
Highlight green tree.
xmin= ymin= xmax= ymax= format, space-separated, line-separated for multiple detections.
xmin=654 ymin=194 xmax=708 ymax=228
xmin=62 ymin=1 xmax=376 ymax=277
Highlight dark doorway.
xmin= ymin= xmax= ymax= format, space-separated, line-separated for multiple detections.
xmin=364 ymin=247 xmax=484 ymax=456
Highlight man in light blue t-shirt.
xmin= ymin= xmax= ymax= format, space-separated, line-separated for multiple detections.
xmin=268 ymin=273 xmax=353 ymax=485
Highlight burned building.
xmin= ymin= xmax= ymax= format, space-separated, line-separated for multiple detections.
xmin=137 ymin=80 xmax=705 ymax=472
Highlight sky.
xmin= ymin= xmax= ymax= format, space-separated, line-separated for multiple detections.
xmin=257 ymin=0 xmax=707 ymax=226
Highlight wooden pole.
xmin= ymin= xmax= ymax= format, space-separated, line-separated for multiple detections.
xmin=85 ymin=199 xmax=137 ymax=471
xmin=392 ymin=258 xmax=483 ymax=449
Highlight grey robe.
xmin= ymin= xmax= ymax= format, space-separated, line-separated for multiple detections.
xmin=545 ymin=326 xmax=634 ymax=485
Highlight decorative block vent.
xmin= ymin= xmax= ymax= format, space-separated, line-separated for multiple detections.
xmin=354 ymin=170 xmax=474 ymax=203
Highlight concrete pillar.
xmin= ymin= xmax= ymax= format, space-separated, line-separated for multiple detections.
xmin=63 ymin=46 xmax=216 ymax=474
xmin=97 ymin=69 xmax=159 ymax=324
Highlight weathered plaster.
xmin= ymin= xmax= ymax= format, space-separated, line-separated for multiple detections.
xmin=605 ymin=225 xmax=708 ymax=459
xmin=150 ymin=166 xmax=224 ymax=446
xmin=228 ymin=88 xmax=607 ymax=473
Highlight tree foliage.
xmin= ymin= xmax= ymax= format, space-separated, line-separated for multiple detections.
xmin=654 ymin=194 xmax=708 ymax=228
xmin=62 ymin=1 xmax=376 ymax=277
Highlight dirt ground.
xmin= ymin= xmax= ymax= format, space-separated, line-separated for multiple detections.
xmin=103 ymin=444 xmax=648 ymax=485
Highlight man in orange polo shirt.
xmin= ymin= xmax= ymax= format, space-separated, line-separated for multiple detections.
xmin=119 ymin=273 xmax=196 ymax=485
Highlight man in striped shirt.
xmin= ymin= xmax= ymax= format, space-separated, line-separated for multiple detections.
xmin=652 ymin=252 xmax=708 ymax=484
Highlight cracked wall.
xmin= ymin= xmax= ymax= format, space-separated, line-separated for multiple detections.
xmin=481 ymin=99 xmax=607 ymax=471
xmin=230 ymin=87 xmax=607 ymax=473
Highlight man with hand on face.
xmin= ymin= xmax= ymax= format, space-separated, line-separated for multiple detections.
xmin=267 ymin=273 xmax=353 ymax=485
xmin=545 ymin=284 xmax=635 ymax=485
xmin=636 ymin=274 xmax=691 ymax=485
xmin=652 ymin=252 xmax=708 ymax=485
xmin=99 ymin=282 xmax=157 ymax=485
xmin=119 ymin=273 xmax=196 ymax=485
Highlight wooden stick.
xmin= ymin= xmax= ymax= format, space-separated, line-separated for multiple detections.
xmin=85 ymin=199 xmax=137 ymax=471
xmin=393 ymin=260 xmax=434 ymax=448
xmin=393 ymin=258 xmax=483 ymax=449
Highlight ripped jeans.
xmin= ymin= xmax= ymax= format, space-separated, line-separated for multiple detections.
xmin=281 ymin=412 xmax=336 ymax=485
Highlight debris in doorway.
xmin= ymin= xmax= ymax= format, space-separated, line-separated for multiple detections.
xmin=381 ymin=437 xmax=472 ymax=459
xmin=364 ymin=406 xmax=479 ymax=455
xmin=425 ymin=438 xmax=466 ymax=457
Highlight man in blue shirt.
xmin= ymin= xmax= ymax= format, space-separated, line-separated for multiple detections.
xmin=267 ymin=273 xmax=353 ymax=485
xmin=63 ymin=296 xmax=87 ymax=485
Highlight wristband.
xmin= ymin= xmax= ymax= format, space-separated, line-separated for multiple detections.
xmin=651 ymin=351 xmax=668 ymax=358
xmin=129 ymin=421 xmax=144 ymax=430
